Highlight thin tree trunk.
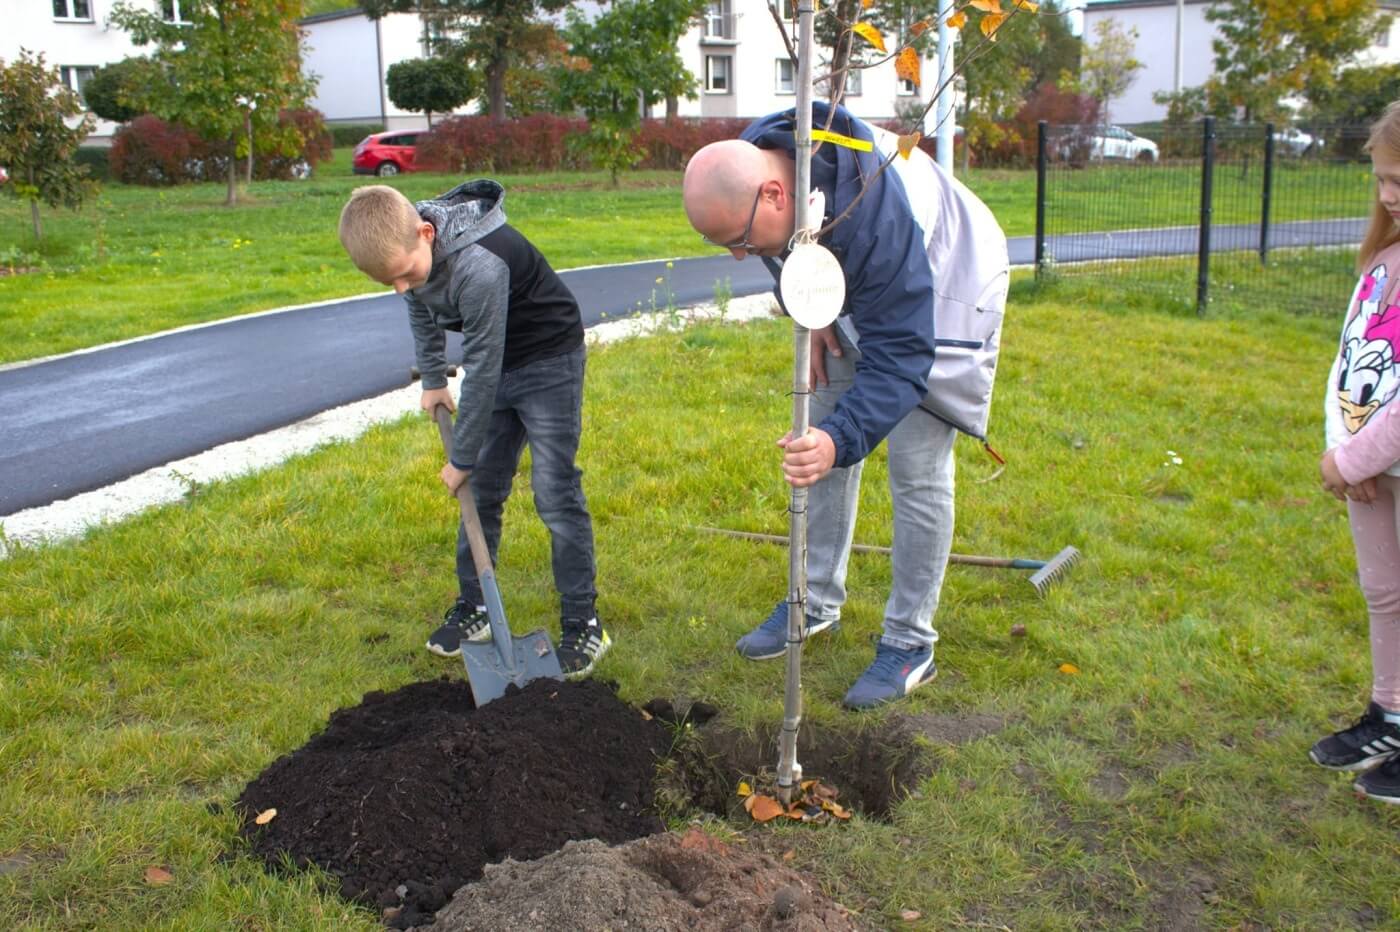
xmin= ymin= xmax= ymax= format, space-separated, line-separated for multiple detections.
xmin=244 ymin=113 xmax=254 ymax=184
xmin=226 ymin=132 xmax=239 ymax=206
xmin=666 ymin=95 xmax=678 ymax=119
xmin=27 ymin=166 xmax=42 ymax=239
xmin=486 ymin=36 xmax=509 ymax=120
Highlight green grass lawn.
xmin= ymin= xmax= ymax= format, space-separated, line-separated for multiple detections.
xmin=4 ymin=275 xmax=1398 ymax=928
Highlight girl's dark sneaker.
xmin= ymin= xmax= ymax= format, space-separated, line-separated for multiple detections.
xmin=1354 ymin=755 xmax=1400 ymax=804
xmin=558 ymin=616 xmax=611 ymax=678
xmin=1309 ymin=702 xmax=1400 ymax=771
xmin=426 ymin=601 xmax=490 ymax=657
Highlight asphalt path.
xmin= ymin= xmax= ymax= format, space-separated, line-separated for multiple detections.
xmin=0 ymin=220 xmax=1359 ymax=514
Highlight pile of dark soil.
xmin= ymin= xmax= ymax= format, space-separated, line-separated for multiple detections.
xmin=236 ymin=677 xmax=670 ymax=928
xmin=415 ymin=828 xmax=867 ymax=931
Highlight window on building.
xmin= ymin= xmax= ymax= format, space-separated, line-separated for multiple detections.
xmin=704 ymin=1 xmax=733 ymax=39
xmin=898 ymin=76 xmax=919 ymax=96
xmin=705 ymin=55 xmax=732 ymax=93
xmin=52 ymin=0 xmax=92 ymax=20
xmin=161 ymin=0 xmax=192 ymax=23
xmin=780 ymin=0 xmax=796 ymax=17
xmin=1379 ymin=21 xmax=1392 ymax=47
xmin=776 ymin=59 xmax=794 ymax=94
xmin=840 ymin=68 xmax=862 ymax=97
xmin=60 ymin=65 xmax=97 ymax=104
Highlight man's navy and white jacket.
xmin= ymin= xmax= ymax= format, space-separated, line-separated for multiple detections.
xmin=742 ymin=104 xmax=1009 ymax=467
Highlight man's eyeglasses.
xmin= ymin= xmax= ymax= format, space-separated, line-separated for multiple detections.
xmin=702 ymin=186 xmax=763 ymax=252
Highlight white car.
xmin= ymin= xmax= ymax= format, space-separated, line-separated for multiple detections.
xmin=1087 ymin=124 xmax=1159 ymax=162
xmin=1277 ymin=126 xmax=1323 ymax=156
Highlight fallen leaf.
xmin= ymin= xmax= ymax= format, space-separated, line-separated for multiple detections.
xmin=1058 ymin=662 xmax=1080 ymax=675
xmin=749 ymin=795 xmax=785 ymax=822
xmin=640 ymin=709 xmax=653 ymax=720
xmin=911 ymin=18 xmax=931 ymax=36
xmin=946 ymin=10 xmax=967 ymax=29
xmin=1010 ymin=623 xmax=1027 ymax=637
xmin=254 ymin=807 xmax=278 ymax=825
xmin=743 ymin=793 xmax=758 ymax=813
xmin=782 ymin=849 xmax=796 ymax=861
xmin=897 ymin=132 xmax=922 ymax=159
xmin=979 ymin=11 xmax=1007 ymax=38
xmin=900 ymin=909 xmax=922 ymax=921
xmin=852 ymin=21 xmax=887 ymax=52
xmin=895 ymin=47 xmax=921 ymax=87
xmin=144 ymin=866 xmax=173 ymax=885
xmin=737 ymin=781 xmax=753 ymax=798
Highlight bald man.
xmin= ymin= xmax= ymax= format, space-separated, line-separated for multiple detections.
xmin=683 ymin=102 xmax=1008 ymax=710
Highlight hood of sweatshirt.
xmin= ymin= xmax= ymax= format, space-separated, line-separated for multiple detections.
xmin=415 ymin=179 xmax=507 ymax=265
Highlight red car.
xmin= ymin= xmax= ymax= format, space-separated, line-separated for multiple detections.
xmin=352 ymin=130 xmax=422 ymax=177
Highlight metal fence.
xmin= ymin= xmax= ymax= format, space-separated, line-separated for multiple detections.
xmin=1033 ymin=118 xmax=1373 ymax=315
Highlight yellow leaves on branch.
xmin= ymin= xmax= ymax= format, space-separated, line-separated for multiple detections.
xmin=910 ymin=18 xmax=931 ymax=36
xmin=897 ymin=132 xmax=922 ymax=159
xmin=895 ymin=47 xmax=921 ymax=88
xmin=980 ymin=11 xmax=1008 ymax=39
xmin=946 ymin=10 xmax=967 ymax=29
xmin=1014 ymin=0 xmax=1039 ymax=9
xmin=969 ymin=0 xmax=1003 ymax=12
xmin=852 ymin=21 xmax=887 ymax=52
xmin=862 ymin=0 xmax=875 ymax=7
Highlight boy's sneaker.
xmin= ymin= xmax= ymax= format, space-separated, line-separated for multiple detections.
xmin=735 ymin=599 xmax=840 ymax=661
xmin=558 ymin=616 xmax=611 ymax=679
xmin=425 ymin=601 xmax=490 ymax=658
xmin=842 ymin=642 xmax=937 ymax=710
xmin=1354 ymin=755 xmax=1400 ymax=804
xmin=1308 ymin=702 xmax=1400 ymax=771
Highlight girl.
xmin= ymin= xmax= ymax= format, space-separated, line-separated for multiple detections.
xmin=1314 ymin=99 xmax=1400 ymax=803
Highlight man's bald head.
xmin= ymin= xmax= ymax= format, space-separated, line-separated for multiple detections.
xmin=682 ymin=139 xmax=796 ymax=258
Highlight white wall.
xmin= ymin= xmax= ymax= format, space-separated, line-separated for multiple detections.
xmin=1084 ymin=0 xmax=1400 ymax=125
xmin=302 ymin=11 xmax=384 ymax=124
xmin=6 ymin=0 xmax=159 ymax=141
xmin=674 ymin=0 xmax=935 ymax=129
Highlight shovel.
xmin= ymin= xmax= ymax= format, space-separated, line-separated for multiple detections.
xmin=432 ymin=404 xmax=562 ymax=707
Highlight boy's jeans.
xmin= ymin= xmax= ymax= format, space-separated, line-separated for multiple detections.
xmin=457 ymin=343 xmax=598 ymax=620
xmin=804 ymin=326 xmax=956 ymax=651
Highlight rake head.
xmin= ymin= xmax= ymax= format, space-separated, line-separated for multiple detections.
xmin=1027 ymin=546 xmax=1081 ymax=596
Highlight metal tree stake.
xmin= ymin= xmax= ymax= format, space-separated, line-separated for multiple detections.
xmin=775 ymin=0 xmax=817 ymax=807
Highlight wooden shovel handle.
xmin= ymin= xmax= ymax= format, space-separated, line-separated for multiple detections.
xmin=431 ymin=404 xmax=494 ymax=581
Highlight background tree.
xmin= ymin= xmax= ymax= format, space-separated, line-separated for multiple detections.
xmin=1079 ymin=18 xmax=1142 ymax=125
xmin=386 ymin=57 xmax=477 ymax=126
xmin=1028 ymin=0 xmax=1079 ymax=92
xmin=0 ymin=50 xmax=98 ymax=240
xmin=83 ymin=57 xmax=167 ymax=124
xmin=1306 ymin=63 xmax=1400 ymax=126
xmin=362 ymin=0 xmax=570 ymax=121
xmin=957 ymin=6 xmax=1042 ymax=168
xmin=110 ymin=0 xmax=314 ymax=206
xmin=1207 ymin=0 xmax=1385 ymax=123
xmin=555 ymin=0 xmax=704 ymax=185
xmin=502 ymin=26 xmax=573 ymax=117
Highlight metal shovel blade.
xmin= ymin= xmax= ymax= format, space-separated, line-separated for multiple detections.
xmin=460 ymin=626 xmax=563 ymax=708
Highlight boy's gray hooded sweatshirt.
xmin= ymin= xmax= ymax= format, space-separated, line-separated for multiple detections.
xmin=405 ymin=180 xmax=582 ymax=469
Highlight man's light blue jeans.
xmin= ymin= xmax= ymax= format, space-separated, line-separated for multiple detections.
xmin=805 ymin=325 xmax=955 ymax=652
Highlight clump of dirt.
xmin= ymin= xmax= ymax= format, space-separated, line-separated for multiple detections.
xmin=413 ymin=828 xmax=868 ymax=932
xmin=236 ymin=677 xmax=670 ymax=929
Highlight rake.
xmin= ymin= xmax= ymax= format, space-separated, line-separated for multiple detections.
xmin=693 ymin=526 xmax=1081 ymax=597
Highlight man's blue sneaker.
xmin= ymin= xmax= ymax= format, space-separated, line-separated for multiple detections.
xmin=735 ymin=599 xmax=839 ymax=660
xmin=843 ymin=642 xmax=937 ymax=710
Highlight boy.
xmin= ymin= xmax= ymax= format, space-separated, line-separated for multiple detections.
xmin=338 ymin=181 xmax=609 ymax=678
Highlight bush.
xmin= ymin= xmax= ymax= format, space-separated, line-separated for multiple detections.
xmin=74 ymin=146 xmax=111 ymax=182
xmin=254 ymin=108 xmax=332 ymax=180
xmin=417 ymin=114 xmax=589 ymax=173
xmin=330 ymin=122 xmax=384 ymax=148
xmin=109 ymin=114 xmax=210 ymax=185
xmin=635 ymin=118 xmax=750 ymax=170
xmin=111 ymin=110 xmax=332 ymax=185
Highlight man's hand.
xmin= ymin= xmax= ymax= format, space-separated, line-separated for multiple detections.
xmin=440 ymin=462 xmax=469 ymax=495
xmin=779 ymin=427 xmax=836 ymax=487
xmin=809 ymin=325 xmax=842 ymax=389
xmin=421 ymin=387 xmax=455 ymax=414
